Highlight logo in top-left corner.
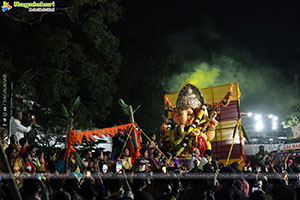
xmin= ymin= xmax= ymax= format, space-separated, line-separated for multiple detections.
xmin=2 ymin=1 xmax=12 ymax=12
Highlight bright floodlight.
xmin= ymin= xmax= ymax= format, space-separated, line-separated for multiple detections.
xmin=255 ymin=114 xmax=262 ymax=120
xmin=247 ymin=112 xmax=253 ymax=117
xmin=273 ymin=116 xmax=278 ymax=121
xmin=255 ymin=121 xmax=263 ymax=131
xmin=272 ymin=126 xmax=277 ymax=130
xmin=268 ymin=114 xmax=273 ymax=119
xmin=272 ymin=121 xmax=278 ymax=126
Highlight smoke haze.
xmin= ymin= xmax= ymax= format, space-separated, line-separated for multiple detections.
xmin=162 ymin=26 xmax=299 ymax=119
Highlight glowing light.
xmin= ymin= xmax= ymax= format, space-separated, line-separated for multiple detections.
xmin=255 ymin=114 xmax=262 ymax=120
xmin=273 ymin=116 xmax=278 ymax=121
xmin=247 ymin=112 xmax=253 ymax=117
xmin=272 ymin=126 xmax=277 ymax=130
xmin=255 ymin=121 xmax=263 ymax=131
xmin=268 ymin=114 xmax=273 ymax=119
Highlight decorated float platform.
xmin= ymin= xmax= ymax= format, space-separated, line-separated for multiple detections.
xmin=163 ymin=83 xmax=246 ymax=169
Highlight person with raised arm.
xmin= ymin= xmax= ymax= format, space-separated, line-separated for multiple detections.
xmin=10 ymin=110 xmax=35 ymax=142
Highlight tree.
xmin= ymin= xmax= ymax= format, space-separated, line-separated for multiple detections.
xmin=0 ymin=0 xmax=122 ymax=136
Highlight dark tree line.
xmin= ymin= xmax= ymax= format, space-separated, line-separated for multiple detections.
xmin=0 ymin=0 xmax=175 ymax=137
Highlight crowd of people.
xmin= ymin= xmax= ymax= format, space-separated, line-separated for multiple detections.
xmin=0 ymin=112 xmax=300 ymax=199
xmin=1 ymin=127 xmax=300 ymax=200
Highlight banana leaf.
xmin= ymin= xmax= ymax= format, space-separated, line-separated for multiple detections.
xmin=119 ymin=98 xmax=129 ymax=116
xmin=71 ymin=96 xmax=80 ymax=112
xmin=62 ymin=104 xmax=69 ymax=119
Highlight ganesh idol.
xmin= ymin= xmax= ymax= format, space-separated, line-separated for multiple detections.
xmin=161 ymin=83 xmax=231 ymax=157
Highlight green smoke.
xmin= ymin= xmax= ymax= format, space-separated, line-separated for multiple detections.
xmin=162 ymin=63 xmax=219 ymax=93
xmin=163 ymin=54 xmax=299 ymax=118
xmin=162 ymin=24 xmax=299 ymax=119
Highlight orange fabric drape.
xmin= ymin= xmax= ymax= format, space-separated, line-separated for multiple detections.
xmin=65 ymin=123 xmax=141 ymax=163
xmin=69 ymin=123 xmax=135 ymax=145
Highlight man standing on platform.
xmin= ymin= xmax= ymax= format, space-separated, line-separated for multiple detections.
xmin=10 ymin=110 xmax=35 ymax=142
